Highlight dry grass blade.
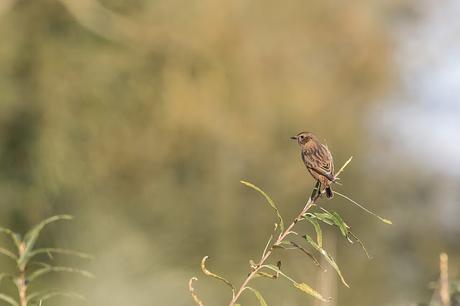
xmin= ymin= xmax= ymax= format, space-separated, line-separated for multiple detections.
xmin=201 ymin=256 xmax=235 ymax=296
xmin=189 ymin=277 xmax=205 ymax=306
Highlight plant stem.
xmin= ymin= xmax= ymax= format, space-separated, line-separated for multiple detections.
xmin=440 ymin=253 xmax=450 ymax=306
xmin=228 ymin=188 xmax=318 ymax=306
xmin=18 ymin=242 xmax=27 ymax=306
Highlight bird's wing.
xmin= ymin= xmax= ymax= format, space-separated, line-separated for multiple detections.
xmin=302 ymin=144 xmax=334 ymax=181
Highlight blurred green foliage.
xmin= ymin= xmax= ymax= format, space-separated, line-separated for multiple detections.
xmin=0 ymin=1 xmax=458 ymax=306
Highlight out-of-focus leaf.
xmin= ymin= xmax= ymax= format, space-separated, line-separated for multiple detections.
xmin=304 ymin=235 xmax=349 ymax=288
xmin=0 ymin=293 xmax=18 ymax=306
xmin=0 ymin=227 xmax=21 ymax=248
xmin=19 ymin=215 xmax=73 ymax=268
xmin=27 ymin=290 xmax=85 ymax=303
xmin=201 ymin=256 xmax=235 ymax=295
xmin=304 ymin=216 xmax=323 ymax=247
xmin=0 ymin=247 xmax=17 ymax=260
xmin=245 ymin=287 xmax=268 ymax=306
xmin=27 ymin=263 xmax=94 ymax=282
xmin=29 ymin=248 xmax=93 ymax=260
xmin=262 ymin=264 xmax=328 ymax=302
xmin=0 ymin=273 xmax=15 ymax=286
xmin=240 ymin=181 xmax=284 ymax=232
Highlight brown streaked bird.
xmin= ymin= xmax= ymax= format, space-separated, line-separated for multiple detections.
xmin=291 ymin=132 xmax=335 ymax=199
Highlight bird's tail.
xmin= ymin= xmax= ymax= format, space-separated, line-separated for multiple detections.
xmin=325 ymin=186 xmax=333 ymax=199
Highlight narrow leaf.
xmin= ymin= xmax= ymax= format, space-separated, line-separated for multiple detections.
xmin=331 ymin=212 xmax=349 ymax=237
xmin=294 ymin=282 xmax=328 ymax=302
xmin=27 ymin=264 xmax=94 ymax=282
xmin=0 ymin=227 xmax=21 ymax=248
xmin=304 ymin=235 xmax=349 ymax=288
xmin=29 ymin=248 xmax=93 ymax=260
xmin=348 ymin=231 xmax=372 ymax=259
xmin=27 ymin=290 xmax=85 ymax=303
xmin=333 ymin=191 xmax=392 ymax=224
xmin=309 ymin=210 xmax=350 ymax=239
xmin=188 ymin=277 xmax=205 ymax=306
xmin=289 ymin=241 xmax=321 ymax=267
xmin=262 ymin=265 xmax=328 ymax=302
xmin=245 ymin=287 xmax=268 ymax=306
xmin=19 ymin=215 xmax=73 ymax=267
xmin=0 ymin=293 xmax=19 ymax=306
xmin=240 ymin=181 xmax=284 ymax=232
xmin=0 ymin=247 xmax=17 ymax=260
xmin=0 ymin=274 xmax=16 ymax=286
xmin=308 ymin=213 xmax=334 ymax=226
xmin=201 ymin=256 xmax=235 ymax=295
xmin=304 ymin=216 xmax=323 ymax=247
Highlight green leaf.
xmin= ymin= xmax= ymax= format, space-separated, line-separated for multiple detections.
xmin=201 ymin=256 xmax=235 ymax=295
xmin=27 ymin=290 xmax=85 ymax=303
xmin=28 ymin=248 xmax=93 ymax=260
xmin=240 ymin=181 xmax=284 ymax=232
xmin=0 ymin=273 xmax=16 ymax=286
xmin=262 ymin=265 xmax=328 ymax=302
xmin=331 ymin=212 xmax=348 ymax=237
xmin=0 ymin=227 xmax=21 ymax=249
xmin=0 ymin=247 xmax=17 ymax=261
xmin=288 ymin=241 xmax=321 ymax=267
xmin=333 ymin=191 xmax=392 ymax=225
xmin=308 ymin=213 xmax=334 ymax=226
xmin=0 ymin=293 xmax=19 ymax=306
xmin=27 ymin=263 xmax=94 ymax=282
xmin=19 ymin=215 xmax=73 ymax=268
xmin=304 ymin=235 xmax=349 ymax=288
xmin=308 ymin=211 xmax=349 ymax=238
xmin=304 ymin=216 xmax=323 ymax=247
xmin=245 ymin=287 xmax=268 ymax=306
xmin=348 ymin=231 xmax=372 ymax=259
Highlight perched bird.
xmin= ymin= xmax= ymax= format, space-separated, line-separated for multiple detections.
xmin=291 ymin=132 xmax=335 ymax=199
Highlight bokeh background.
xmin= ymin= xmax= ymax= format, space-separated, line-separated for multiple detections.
xmin=0 ymin=0 xmax=459 ymax=305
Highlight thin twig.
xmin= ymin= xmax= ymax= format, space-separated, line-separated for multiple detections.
xmin=227 ymin=158 xmax=354 ymax=306
xmin=228 ymin=196 xmax=316 ymax=306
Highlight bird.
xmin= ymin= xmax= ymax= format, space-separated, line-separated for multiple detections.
xmin=291 ymin=132 xmax=335 ymax=199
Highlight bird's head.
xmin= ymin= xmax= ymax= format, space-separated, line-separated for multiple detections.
xmin=290 ymin=132 xmax=315 ymax=145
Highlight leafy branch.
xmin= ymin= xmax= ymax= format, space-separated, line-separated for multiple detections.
xmin=0 ymin=215 xmax=93 ymax=306
xmin=189 ymin=157 xmax=391 ymax=305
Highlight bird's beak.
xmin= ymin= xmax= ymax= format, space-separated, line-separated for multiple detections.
xmin=290 ymin=136 xmax=298 ymax=140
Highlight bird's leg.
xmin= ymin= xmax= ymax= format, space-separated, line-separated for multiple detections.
xmin=310 ymin=181 xmax=321 ymax=202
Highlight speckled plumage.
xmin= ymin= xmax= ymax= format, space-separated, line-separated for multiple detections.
xmin=291 ymin=132 xmax=335 ymax=199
